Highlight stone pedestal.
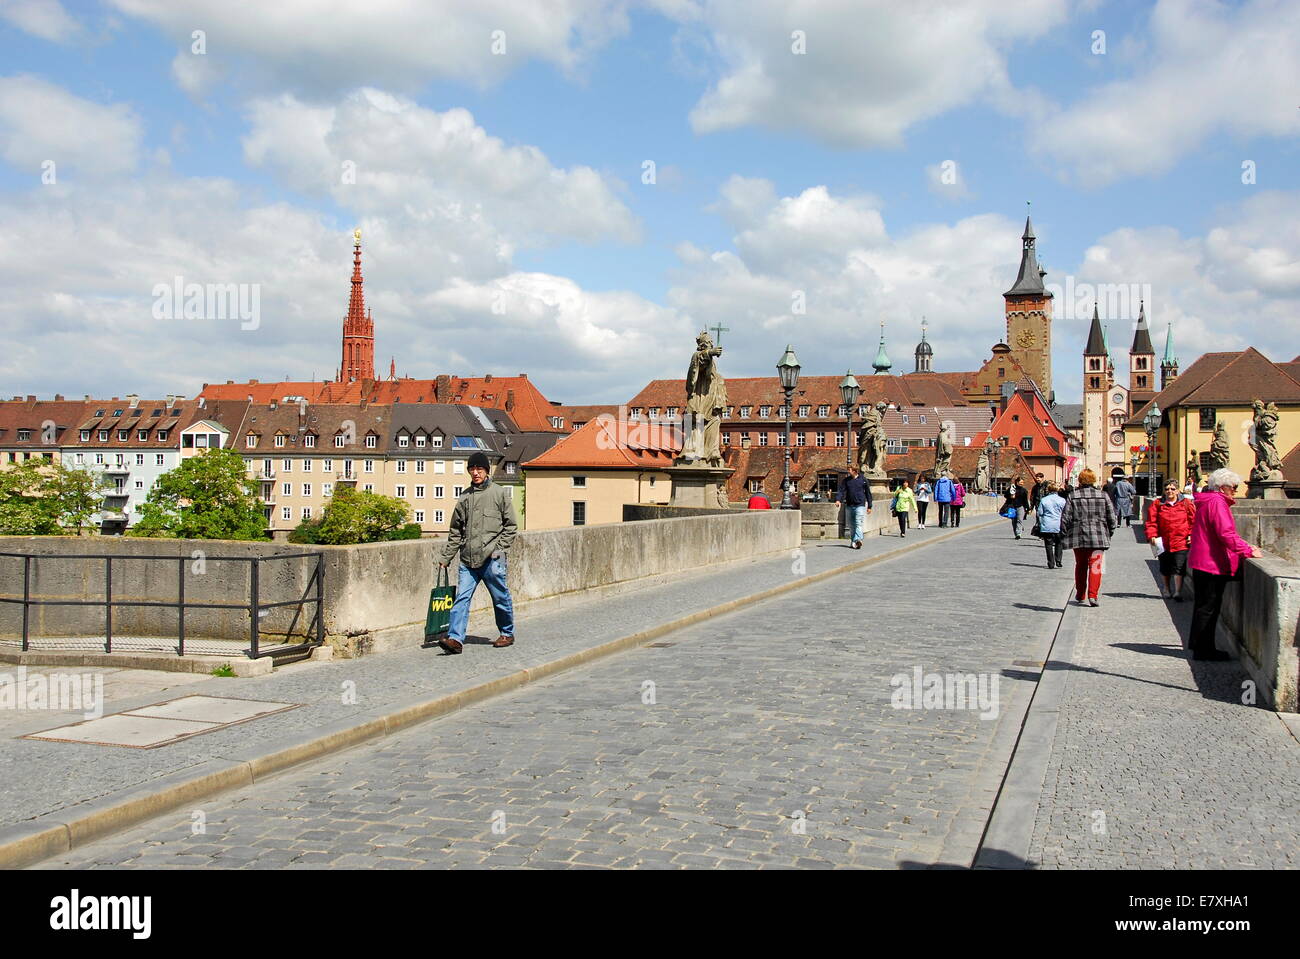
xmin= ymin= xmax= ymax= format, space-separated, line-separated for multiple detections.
xmin=668 ymin=465 xmax=734 ymax=509
xmin=868 ymin=478 xmax=891 ymax=512
xmin=1247 ymin=477 xmax=1287 ymax=500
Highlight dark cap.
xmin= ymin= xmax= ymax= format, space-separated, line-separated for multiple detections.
xmin=468 ymin=451 xmax=491 ymax=472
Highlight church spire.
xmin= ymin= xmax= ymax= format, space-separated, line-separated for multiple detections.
xmin=339 ymin=228 xmax=376 ymax=383
xmin=1084 ymin=302 xmax=1106 ymax=355
xmin=1004 ymin=206 xmax=1046 ymax=296
xmin=1160 ymin=322 xmax=1179 ymax=389
xmin=913 ymin=317 xmax=933 ymax=373
xmin=873 ymin=320 xmax=892 ymax=374
xmin=1130 ymin=299 xmax=1154 ymax=355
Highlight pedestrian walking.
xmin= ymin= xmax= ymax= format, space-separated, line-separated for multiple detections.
xmin=950 ymin=477 xmax=965 ymax=527
xmin=436 ymin=451 xmax=519 ymax=654
xmin=891 ymin=480 xmax=917 ymax=537
xmin=1035 ymin=481 xmax=1067 ymax=568
xmin=1002 ymin=478 xmax=1030 ymax=538
xmin=934 ymin=471 xmax=956 ymax=527
xmin=1187 ymin=469 xmax=1261 ymax=661
xmin=838 ymin=464 xmax=873 ymax=549
xmin=1060 ymin=468 xmax=1118 ymax=607
xmin=1030 ymin=472 xmax=1048 ymax=509
xmin=1145 ymin=480 xmax=1196 ymax=600
xmin=1113 ymin=473 xmax=1137 ymax=526
xmin=915 ymin=475 xmax=932 ymax=529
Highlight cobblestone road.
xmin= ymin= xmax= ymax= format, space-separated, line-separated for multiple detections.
xmin=1026 ymin=528 xmax=1300 ymax=868
xmin=37 ymin=524 xmax=1065 ymax=869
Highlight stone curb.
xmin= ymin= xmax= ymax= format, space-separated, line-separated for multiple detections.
xmin=3 ymin=516 xmax=998 ymax=870
xmin=973 ymin=594 xmax=1082 ymax=869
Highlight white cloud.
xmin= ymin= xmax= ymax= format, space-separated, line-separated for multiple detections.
xmin=0 ymin=0 xmax=81 ymax=43
xmin=108 ymin=0 xmax=632 ymax=95
xmin=684 ymin=0 xmax=1069 ymax=147
xmin=1031 ymin=0 xmax=1300 ymax=186
xmin=926 ymin=160 xmax=973 ymax=202
xmin=0 ymin=75 xmax=142 ymax=177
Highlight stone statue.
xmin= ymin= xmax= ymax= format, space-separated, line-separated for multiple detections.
xmin=679 ymin=331 xmax=728 ymax=468
xmin=1249 ymin=399 xmax=1284 ymax=482
xmin=934 ymin=420 xmax=954 ymax=479
xmin=1207 ymin=420 xmax=1231 ymax=472
xmin=1186 ymin=450 xmax=1200 ymax=486
xmin=973 ymin=437 xmax=997 ymax=493
xmin=856 ymin=402 xmax=888 ymax=478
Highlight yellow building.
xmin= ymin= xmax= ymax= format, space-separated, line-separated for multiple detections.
xmin=521 ymin=417 xmax=678 ymax=529
xmin=1126 ymin=348 xmax=1300 ymax=490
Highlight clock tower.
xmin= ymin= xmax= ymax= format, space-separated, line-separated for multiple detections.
xmin=1004 ymin=213 xmax=1054 ymax=401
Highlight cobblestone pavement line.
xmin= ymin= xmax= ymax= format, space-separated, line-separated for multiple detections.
xmin=1 ymin=517 xmax=997 ymax=830
xmin=36 ymin=524 xmax=1065 ymax=869
xmin=1025 ymin=528 xmax=1300 ymax=869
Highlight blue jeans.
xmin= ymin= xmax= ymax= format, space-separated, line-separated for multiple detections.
xmin=847 ymin=505 xmax=866 ymax=543
xmin=447 ymin=554 xmax=514 ymax=643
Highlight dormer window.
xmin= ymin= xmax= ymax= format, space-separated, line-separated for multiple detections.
xmin=246 ymin=434 xmax=258 ymax=448
xmin=275 ymin=434 xmax=286 ymax=448
xmin=303 ymin=433 xmax=316 ymax=448
xmin=398 ymin=434 xmax=410 ymax=448
xmin=335 ymin=434 xmax=346 ymax=448
xmin=415 ymin=434 xmax=427 ymax=448
xmin=365 ymin=434 xmax=377 ymax=448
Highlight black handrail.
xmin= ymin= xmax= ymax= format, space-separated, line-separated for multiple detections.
xmin=0 ymin=550 xmax=325 ymax=659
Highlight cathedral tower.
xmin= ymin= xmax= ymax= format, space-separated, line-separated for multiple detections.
xmin=338 ymin=229 xmax=376 ymax=383
xmin=1004 ymin=212 xmax=1054 ymax=400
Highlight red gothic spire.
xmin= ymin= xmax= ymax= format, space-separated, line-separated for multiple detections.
xmin=339 ymin=229 xmax=375 ymax=382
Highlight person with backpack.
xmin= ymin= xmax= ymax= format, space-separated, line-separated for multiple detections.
xmin=1145 ymin=480 xmax=1196 ymax=600
xmin=950 ymin=477 xmax=966 ymax=527
xmin=914 ymin=475 xmax=933 ymax=529
xmin=891 ymin=480 xmax=917 ymax=537
xmin=934 ymin=471 xmax=956 ymax=527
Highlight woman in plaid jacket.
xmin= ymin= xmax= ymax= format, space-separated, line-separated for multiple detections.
xmin=1060 ymin=468 xmax=1118 ymax=606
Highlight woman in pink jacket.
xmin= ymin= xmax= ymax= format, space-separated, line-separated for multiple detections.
xmin=1187 ymin=469 xmax=1262 ymax=661
xmin=950 ymin=479 xmax=966 ymax=528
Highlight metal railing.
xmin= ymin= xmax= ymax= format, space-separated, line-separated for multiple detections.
xmin=0 ymin=550 xmax=325 ymax=659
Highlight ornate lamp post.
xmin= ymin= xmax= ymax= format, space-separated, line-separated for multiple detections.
xmin=777 ymin=345 xmax=801 ymax=509
xmin=839 ymin=371 xmax=860 ymax=471
xmin=1143 ymin=401 xmax=1162 ymax=496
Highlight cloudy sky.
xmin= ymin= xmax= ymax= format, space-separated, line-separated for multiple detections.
xmin=1 ymin=0 xmax=1297 ymax=406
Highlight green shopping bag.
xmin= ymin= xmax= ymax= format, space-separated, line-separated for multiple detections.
xmin=424 ymin=565 xmax=455 ymax=640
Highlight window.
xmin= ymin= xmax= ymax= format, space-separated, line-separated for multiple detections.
xmin=80 ymin=430 xmax=89 ymax=442
xmin=1110 ymin=430 xmax=1125 ymax=446
xmin=918 ymin=415 xmax=927 ymax=424
xmin=1088 ymin=358 xmax=1101 ymax=371
xmin=302 ymin=459 xmax=312 ymax=472
xmin=396 ymin=460 xmax=406 ymax=473
xmin=1112 ymin=392 xmax=1124 ymax=406
xmin=1135 ymin=357 xmax=1147 ymax=370
xmin=435 ymin=485 xmax=445 ymax=498
xmin=1012 ymin=414 xmax=1020 ymax=422
xmin=323 ymin=459 xmax=332 ymax=472
xmin=454 ymin=485 xmax=465 ymax=496
xmin=302 ymin=507 xmax=312 ymax=520
xmin=667 ymin=407 xmax=678 ymax=417
xmin=984 ymin=385 xmax=990 ymax=394
xmin=398 ymin=435 xmax=409 ymax=448
xmin=572 ymin=475 xmax=587 ymax=487
xmin=649 ymin=407 xmax=660 ymax=419
xmin=724 ymin=407 xmax=734 ymax=418
xmin=435 ymin=460 xmax=446 ymax=473
xmin=302 ymin=483 xmax=311 ymax=497
xmin=283 ymin=483 xmax=291 ymax=496
xmin=135 ymin=480 xmax=143 ymax=490
xmin=334 ymin=434 xmax=346 ymax=448
xmin=95 ymin=453 xmax=104 ymax=464
xmin=721 ymin=433 xmax=730 ymax=446
xmin=817 ymin=405 xmax=829 ymax=417
xmin=998 ymin=368 xmax=1005 ymax=377
xmin=432 ymin=435 xmax=443 ymax=448
xmin=835 ymin=432 xmax=845 ymax=447
xmin=1088 ymin=376 xmax=1101 ymax=390
xmin=246 ymin=434 xmax=258 ymax=448
xmin=1110 ymin=413 xmax=1125 ymax=427
xmin=435 ymin=510 xmax=445 ymax=524
xmin=365 ymin=434 xmax=377 ymax=448
xmin=137 ymin=430 xmax=147 ymax=441
xmin=283 ymin=459 xmax=292 ymax=472
xmin=135 ymin=453 xmax=144 ymax=465
xmin=572 ymin=502 xmax=586 ymax=526
xmin=796 ymin=433 xmax=806 ymax=447
xmin=1020 ymin=437 xmax=1033 ymax=451
xmin=117 ymin=430 xmax=129 ymax=441
xmin=749 ymin=479 xmax=762 ymax=493
xmin=1137 ymin=375 xmax=1147 ymax=388
xmin=415 ymin=434 xmax=427 ymax=448
xmin=282 ymin=507 xmax=291 ymax=521
xmin=815 ymin=432 xmax=826 ymax=446
xmin=629 ymin=407 xmax=643 ymax=419
xmin=364 ymin=459 xmax=374 ymax=473
xmin=741 ymin=406 xmax=753 ymax=418
xmin=901 ymin=414 xmax=909 ymax=424
xmin=156 ymin=454 xmax=164 ymax=466
xmin=1199 ymin=407 xmax=1216 ymax=431
xmin=453 ymin=460 xmax=464 ymax=474
xmin=396 ymin=485 xmax=406 ymax=498
xmin=75 ymin=453 xmax=84 ymax=464
xmin=741 ymin=431 xmax=750 ymax=445
xmin=759 ymin=433 xmax=768 ymax=446
xmin=415 ymin=510 xmax=425 ymax=523
xmin=778 ymin=405 xmax=788 ymax=418
xmin=275 ymin=434 xmax=286 ymax=447
xmin=98 ymin=430 xmax=109 ymax=441
xmin=798 ymin=405 xmax=809 ymax=417
xmin=322 ymin=483 xmax=332 ymax=497
xmin=363 ymin=484 xmax=373 ymax=492
xmin=415 ymin=485 xmax=425 ymax=498
xmin=505 ymin=462 xmax=516 ymax=475
xmin=776 ymin=433 xmax=785 ymax=446
xmin=303 ymin=434 xmax=315 ymax=448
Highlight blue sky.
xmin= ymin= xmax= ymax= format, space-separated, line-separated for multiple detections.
xmin=1 ymin=0 xmax=1297 ymax=406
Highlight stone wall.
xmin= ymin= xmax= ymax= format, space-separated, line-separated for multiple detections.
xmin=1217 ymin=556 xmax=1300 ymax=712
xmin=0 ymin=509 xmax=800 ymax=656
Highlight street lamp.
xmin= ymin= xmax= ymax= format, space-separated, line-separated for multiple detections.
xmin=1143 ymin=401 xmax=1162 ymax=496
xmin=777 ymin=345 xmax=801 ymax=509
xmin=839 ymin=371 xmax=860 ymax=471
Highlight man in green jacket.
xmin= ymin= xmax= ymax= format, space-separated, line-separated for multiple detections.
xmin=437 ymin=451 xmax=518 ymax=654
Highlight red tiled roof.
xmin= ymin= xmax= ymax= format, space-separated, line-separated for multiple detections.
xmin=1176 ymin=348 xmax=1300 ymax=405
xmin=628 ymin=373 xmax=968 ymax=411
xmin=1124 ymin=351 xmax=1240 ymax=427
xmin=522 ymin=418 xmax=682 ymax=470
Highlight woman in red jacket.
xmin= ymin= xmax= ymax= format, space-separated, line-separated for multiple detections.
xmin=1144 ymin=480 xmax=1196 ymax=600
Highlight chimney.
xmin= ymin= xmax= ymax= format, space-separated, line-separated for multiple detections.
xmin=484 ymin=373 xmax=493 ymax=383
xmin=127 ymin=394 xmax=139 ymax=407
xmin=54 ymin=394 xmax=63 ymax=401
xmin=165 ymin=394 xmax=174 ymax=406
xmin=84 ymin=394 xmax=90 ymax=401
xmin=506 ymin=389 xmax=515 ymax=412
xmin=435 ymin=374 xmax=451 ymax=403
xmin=226 ymin=380 xmax=234 ymax=384
xmin=198 ymin=397 xmax=206 ymax=409
xmin=249 ymin=378 xmax=259 ymax=384
xmin=270 ymin=400 xmax=277 ymax=410
xmin=27 ymin=394 xmax=36 ymax=402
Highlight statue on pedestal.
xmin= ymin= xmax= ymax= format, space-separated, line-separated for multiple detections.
xmin=679 ymin=331 xmax=728 ymax=468
xmin=934 ymin=420 xmax=954 ymax=479
xmin=1186 ymin=450 xmax=1200 ymax=487
xmin=1249 ymin=399 xmax=1284 ymax=482
xmin=856 ymin=402 xmax=888 ymax=478
xmin=1207 ymin=420 xmax=1231 ymax=472
xmin=973 ymin=437 xmax=997 ymax=493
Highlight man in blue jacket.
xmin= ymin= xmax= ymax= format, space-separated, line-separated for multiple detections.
xmin=934 ymin=471 xmax=956 ymax=527
xmin=839 ymin=464 xmax=873 ymax=549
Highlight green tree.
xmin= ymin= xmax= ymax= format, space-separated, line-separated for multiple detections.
xmin=130 ymin=448 xmax=268 ymax=540
xmin=0 ymin=460 xmax=61 ymax=535
xmin=289 ymin=485 xmax=413 ymax=545
xmin=47 ymin=462 xmax=115 ymax=535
